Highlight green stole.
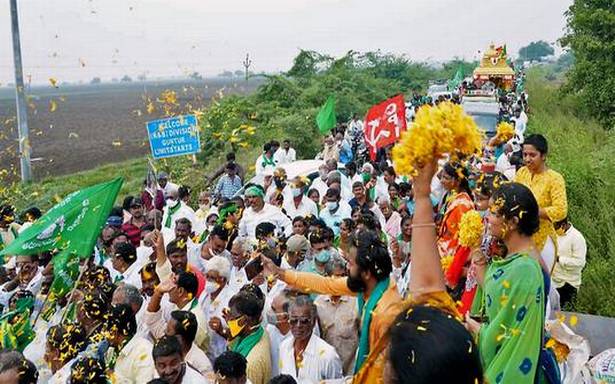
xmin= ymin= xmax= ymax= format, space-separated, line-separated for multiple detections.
xmin=230 ymin=326 xmax=264 ymax=358
xmin=261 ymin=155 xmax=275 ymax=169
xmin=354 ymin=277 xmax=389 ymax=373
xmin=164 ymin=202 xmax=182 ymax=228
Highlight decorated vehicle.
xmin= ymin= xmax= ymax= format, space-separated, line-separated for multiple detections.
xmin=472 ymin=44 xmax=516 ymax=91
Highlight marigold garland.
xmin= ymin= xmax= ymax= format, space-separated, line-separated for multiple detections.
xmin=458 ymin=210 xmax=485 ymax=248
xmin=492 ymin=122 xmax=515 ymax=146
xmin=441 ymin=255 xmax=454 ymax=272
xmin=392 ymin=102 xmax=483 ymax=176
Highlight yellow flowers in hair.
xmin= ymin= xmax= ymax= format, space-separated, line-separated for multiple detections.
xmin=458 ymin=210 xmax=485 ymax=248
xmin=392 ymin=102 xmax=483 ymax=176
xmin=492 ymin=122 xmax=515 ymax=146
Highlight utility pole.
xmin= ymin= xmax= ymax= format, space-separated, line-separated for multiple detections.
xmin=243 ymin=53 xmax=252 ymax=82
xmin=10 ymin=0 xmax=32 ymax=182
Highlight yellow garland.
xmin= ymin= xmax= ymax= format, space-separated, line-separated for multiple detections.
xmin=392 ymin=102 xmax=483 ymax=176
xmin=458 ymin=210 xmax=485 ymax=248
xmin=441 ymin=255 xmax=454 ymax=272
xmin=492 ymin=122 xmax=515 ymax=146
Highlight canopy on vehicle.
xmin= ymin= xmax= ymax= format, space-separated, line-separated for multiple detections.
xmin=473 ymin=44 xmax=515 ymax=90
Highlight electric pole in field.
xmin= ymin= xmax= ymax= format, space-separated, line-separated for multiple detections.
xmin=10 ymin=0 xmax=32 ymax=182
xmin=243 ymin=53 xmax=252 ymax=82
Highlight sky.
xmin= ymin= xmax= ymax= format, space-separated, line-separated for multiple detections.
xmin=0 ymin=0 xmax=573 ymax=85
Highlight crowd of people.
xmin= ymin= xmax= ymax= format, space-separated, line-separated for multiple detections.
xmin=0 ymin=87 xmax=591 ymax=384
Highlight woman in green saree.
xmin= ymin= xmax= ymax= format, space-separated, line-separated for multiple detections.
xmin=465 ymin=182 xmax=546 ymax=383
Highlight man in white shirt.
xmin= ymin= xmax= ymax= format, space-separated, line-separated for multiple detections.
xmin=162 ymin=189 xmax=196 ymax=232
xmin=552 ymin=218 xmax=587 ymax=308
xmin=165 ymin=310 xmax=213 ymax=378
xmin=283 ymin=177 xmax=318 ymax=220
xmin=511 ymin=108 xmax=527 ymax=137
xmin=495 ymin=143 xmax=517 ymax=181
xmin=111 ymin=283 xmax=149 ymax=340
xmin=266 ymin=291 xmax=292 ymax=377
xmin=255 ymin=143 xmax=277 ymax=176
xmin=279 ymin=295 xmax=343 ymax=383
xmin=0 ymin=254 xmax=43 ymax=308
xmin=239 ymin=186 xmax=292 ymax=239
xmin=107 ymin=304 xmax=156 ymax=383
xmin=274 ymin=139 xmax=297 ymax=165
xmin=310 ymin=165 xmax=330 ymax=198
xmin=153 ymin=334 xmax=205 ymax=383
xmin=145 ymin=271 xmax=209 ymax=353
xmin=199 ymin=256 xmax=234 ymax=361
xmin=319 ymin=188 xmax=352 ymax=236
xmin=110 ymin=242 xmax=143 ymax=288
xmin=158 ymin=172 xmax=180 ymax=200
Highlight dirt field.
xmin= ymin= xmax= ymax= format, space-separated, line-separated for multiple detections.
xmin=0 ymin=78 xmax=260 ymax=180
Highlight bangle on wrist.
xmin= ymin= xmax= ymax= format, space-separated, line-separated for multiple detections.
xmin=411 ymin=222 xmax=436 ymax=228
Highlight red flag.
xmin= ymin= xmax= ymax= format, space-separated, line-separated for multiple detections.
xmin=363 ymin=94 xmax=407 ymax=160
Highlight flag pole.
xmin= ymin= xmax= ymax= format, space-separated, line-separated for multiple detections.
xmin=60 ymin=263 xmax=88 ymax=323
xmin=31 ymin=289 xmax=51 ymax=327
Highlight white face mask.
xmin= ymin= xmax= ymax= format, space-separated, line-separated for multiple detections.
xmin=205 ymin=281 xmax=220 ymax=295
xmin=326 ymin=202 xmax=339 ymax=212
xmin=167 ymin=198 xmax=178 ymax=207
xmin=199 ymin=203 xmax=210 ymax=211
xmin=291 ymin=188 xmax=302 ymax=198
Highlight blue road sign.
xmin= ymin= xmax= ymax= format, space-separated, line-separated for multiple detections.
xmin=146 ymin=115 xmax=200 ymax=159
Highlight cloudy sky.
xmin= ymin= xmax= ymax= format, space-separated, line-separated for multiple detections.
xmin=0 ymin=0 xmax=572 ymax=85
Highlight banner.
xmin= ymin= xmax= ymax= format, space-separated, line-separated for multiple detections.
xmin=0 ymin=177 xmax=123 ymax=261
xmin=363 ymin=95 xmax=407 ymax=160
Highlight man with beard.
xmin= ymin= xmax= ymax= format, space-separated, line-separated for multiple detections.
xmin=153 ymin=335 xmax=204 ymax=383
xmin=261 ymin=229 xmax=402 ymax=382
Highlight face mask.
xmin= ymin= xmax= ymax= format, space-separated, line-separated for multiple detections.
xmin=207 ymin=225 xmax=214 ymax=232
xmin=167 ymin=198 xmax=178 ymax=207
xmin=199 ymin=203 xmax=210 ymax=211
xmin=319 ymin=170 xmax=327 ymax=180
xmin=205 ymin=281 xmax=220 ymax=295
xmin=326 ymin=202 xmax=339 ymax=212
xmin=556 ymin=228 xmax=566 ymax=236
xmin=266 ymin=309 xmax=278 ymax=325
xmin=227 ymin=316 xmax=246 ymax=338
xmin=291 ymin=188 xmax=302 ymax=198
xmin=478 ymin=210 xmax=488 ymax=218
xmin=468 ymin=179 xmax=477 ymax=190
xmin=208 ymin=247 xmax=220 ymax=258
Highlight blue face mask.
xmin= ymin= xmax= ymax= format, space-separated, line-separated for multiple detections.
xmin=468 ymin=179 xmax=477 ymax=190
xmin=478 ymin=210 xmax=488 ymax=218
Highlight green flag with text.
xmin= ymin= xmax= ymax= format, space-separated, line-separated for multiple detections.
xmin=0 ymin=178 xmax=123 ymax=262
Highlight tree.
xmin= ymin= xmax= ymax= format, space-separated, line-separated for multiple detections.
xmin=189 ymin=72 xmax=203 ymax=80
xmin=90 ymin=77 xmax=101 ymax=84
xmin=518 ymin=41 xmax=555 ymax=62
xmin=218 ymin=70 xmax=234 ymax=78
xmin=561 ymin=0 xmax=615 ymax=129
xmin=120 ymin=75 xmax=132 ymax=82
xmin=137 ymin=73 xmax=147 ymax=81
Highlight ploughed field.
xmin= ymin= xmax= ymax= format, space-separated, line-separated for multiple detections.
xmin=0 ymin=78 xmax=259 ymax=180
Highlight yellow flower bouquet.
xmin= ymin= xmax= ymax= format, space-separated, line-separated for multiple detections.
xmin=458 ymin=210 xmax=485 ymax=248
xmin=392 ymin=102 xmax=483 ymax=176
xmin=492 ymin=121 xmax=515 ymax=146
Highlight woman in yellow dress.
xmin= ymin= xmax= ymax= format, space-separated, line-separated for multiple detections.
xmin=514 ymin=134 xmax=567 ymax=272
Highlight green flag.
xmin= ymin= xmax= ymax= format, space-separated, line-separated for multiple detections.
xmin=316 ymin=95 xmax=336 ymax=135
xmin=0 ymin=177 xmax=123 ymax=261
xmin=448 ymin=66 xmax=464 ymax=91
xmin=0 ymin=296 xmax=35 ymax=351
xmin=50 ymin=252 xmax=81 ymax=298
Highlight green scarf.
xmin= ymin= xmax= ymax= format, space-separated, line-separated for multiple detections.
xmin=479 ymin=253 xmax=544 ymax=383
xmin=354 ymin=277 xmax=389 ymax=373
xmin=230 ymin=326 xmax=264 ymax=358
xmin=164 ymin=201 xmax=182 ymax=228
xmin=261 ymin=154 xmax=275 ymax=169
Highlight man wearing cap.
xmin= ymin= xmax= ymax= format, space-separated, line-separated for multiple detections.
xmin=158 ymin=172 xmax=179 ymax=200
xmin=238 ymin=186 xmax=292 ymax=239
xmin=281 ymin=235 xmax=311 ymax=271
xmin=319 ymin=188 xmax=351 ymax=236
xmin=121 ymin=197 xmax=146 ymax=247
xmin=282 ymin=177 xmax=318 ymax=220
